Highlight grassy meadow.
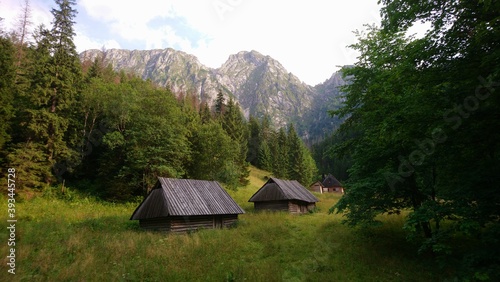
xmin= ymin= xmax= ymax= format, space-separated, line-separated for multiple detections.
xmin=1 ymin=167 xmax=446 ymax=281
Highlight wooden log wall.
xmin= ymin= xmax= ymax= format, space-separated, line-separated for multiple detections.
xmin=288 ymin=201 xmax=316 ymax=214
xmin=139 ymin=215 xmax=240 ymax=232
xmin=254 ymin=201 xmax=289 ymax=212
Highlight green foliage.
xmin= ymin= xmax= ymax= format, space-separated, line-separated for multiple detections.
xmin=188 ymin=121 xmax=240 ymax=188
xmin=311 ymin=132 xmax=351 ymax=181
xmin=79 ymin=78 xmax=191 ymax=199
xmin=331 ymin=1 xmax=500 ymax=279
xmin=257 ymin=141 xmax=272 ymax=171
xmin=287 ymin=124 xmax=317 ymax=185
xmin=222 ymin=97 xmax=250 ymax=185
xmin=6 ymin=142 xmax=52 ymax=189
xmin=246 ymin=116 xmax=260 ymax=166
xmin=215 ymin=89 xmax=225 ymax=116
xmin=3 ymin=0 xmax=82 ymax=188
xmin=271 ymin=127 xmax=289 ymax=178
xmin=0 ymin=36 xmax=15 ymax=156
xmin=247 ymin=116 xmax=317 ymax=185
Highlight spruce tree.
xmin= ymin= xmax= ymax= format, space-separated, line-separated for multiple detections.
xmin=0 ymin=36 xmax=16 ymax=159
xmin=222 ymin=97 xmax=249 ymax=185
xmin=247 ymin=116 xmax=261 ymax=165
xmin=272 ymin=128 xmax=289 ymax=178
xmin=214 ymin=89 xmax=225 ymax=116
xmin=287 ymin=124 xmax=305 ymax=181
xmin=9 ymin=0 xmax=82 ymax=188
xmin=258 ymin=140 xmax=272 ymax=171
xmin=198 ymin=102 xmax=211 ymax=124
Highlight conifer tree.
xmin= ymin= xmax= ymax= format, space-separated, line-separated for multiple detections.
xmin=199 ymin=102 xmax=212 ymax=124
xmin=0 ymin=36 xmax=16 ymax=159
xmin=214 ymin=89 xmax=225 ymax=116
xmin=287 ymin=124 xmax=305 ymax=181
xmin=258 ymin=140 xmax=272 ymax=171
xmin=272 ymin=128 xmax=289 ymax=178
xmin=222 ymin=97 xmax=249 ymax=185
xmin=247 ymin=116 xmax=261 ymax=165
xmin=9 ymin=0 xmax=82 ymax=188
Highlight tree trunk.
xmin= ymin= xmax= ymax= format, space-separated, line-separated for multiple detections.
xmin=409 ymin=175 xmax=433 ymax=239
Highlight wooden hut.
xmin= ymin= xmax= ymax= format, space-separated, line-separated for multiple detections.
xmin=321 ymin=174 xmax=344 ymax=193
xmin=130 ymin=178 xmax=245 ymax=232
xmin=248 ymin=178 xmax=319 ymax=214
xmin=309 ymin=181 xmax=324 ymax=193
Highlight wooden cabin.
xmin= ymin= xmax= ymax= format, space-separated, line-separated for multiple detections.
xmin=309 ymin=181 xmax=324 ymax=193
xmin=321 ymin=174 xmax=344 ymax=193
xmin=130 ymin=178 xmax=245 ymax=232
xmin=248 ymin=178 xmax=319 ymax=214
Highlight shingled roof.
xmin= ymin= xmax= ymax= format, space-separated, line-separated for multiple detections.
xmin=248 ymin=178 xmax=319 ymax=203
xmin=322 ymin=174 xmax=343 ymax=188
xmin=130 ymin=178 xmax=245 ymax=220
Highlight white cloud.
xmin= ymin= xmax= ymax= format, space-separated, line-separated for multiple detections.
xmin=74 ymin=31 xmax=120 ymax=52
xmin=2 ymin=0 xmax=384 ymax=85
xmin=0 ymin=0 xmax=52 ymax=41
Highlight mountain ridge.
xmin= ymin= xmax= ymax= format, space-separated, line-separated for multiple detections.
xmin=79 ymin=48 xmax=345 ymax=139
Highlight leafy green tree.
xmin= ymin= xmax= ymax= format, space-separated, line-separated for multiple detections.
xmin=332 ymin=0 xmax=500 ymax=279
xmin=96 ymin=80 xmax=190 ymax=199
xmin=188 ymin=120 xmax=239 ymax=188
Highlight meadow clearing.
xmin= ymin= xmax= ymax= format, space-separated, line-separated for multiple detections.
xmin=0 ymin=167 xmax=445 ymax=281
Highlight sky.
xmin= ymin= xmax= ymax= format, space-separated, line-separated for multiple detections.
xmin=0 ymin=0 xmax=386 ymax=85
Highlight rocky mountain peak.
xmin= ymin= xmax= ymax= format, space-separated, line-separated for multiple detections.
xmin=79 ymin=48 xmax=345 ymax=138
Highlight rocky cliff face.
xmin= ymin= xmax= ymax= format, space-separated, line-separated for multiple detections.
xmin=215 ymin=50 xmax=315 ymax=127
xmin=80 ymin=48 xmax=220 ymax=103
xmin=80 ymin=48 xmax=345 ymax=135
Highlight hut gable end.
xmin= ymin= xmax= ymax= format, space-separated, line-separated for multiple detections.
xmin=322 ymin=174 xmax=342 ymax=188
xmin=248 ymin=178 xmax=318 ymax=214
xmin=249 ymin=178 xmax=319 ymax=204
xmin=130 ymin=178 xmax=244 ymax=221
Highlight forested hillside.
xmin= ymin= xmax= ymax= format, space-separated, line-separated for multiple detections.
xmin=0 ymin=0 xmax=317 ymax=200
xmin=79 ymin=49 xmax=347 ymax=140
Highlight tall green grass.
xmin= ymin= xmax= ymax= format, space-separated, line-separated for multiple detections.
xmin=0 ymin=167 xmax=446 ymax=281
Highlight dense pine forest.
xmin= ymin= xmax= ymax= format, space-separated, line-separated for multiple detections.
xmin=1 ymin=0 xmax=499 ymax=280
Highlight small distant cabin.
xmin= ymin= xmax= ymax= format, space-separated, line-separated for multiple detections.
xmin=130 ymin=178 xmax=245 ymax=232
xmin=248 ymin=178 xmax=319 ymax=214
xmin=317 ymin=174 xmax=344 ymax=193
xmin=309 ymin=181 xmax=324 ymax=193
